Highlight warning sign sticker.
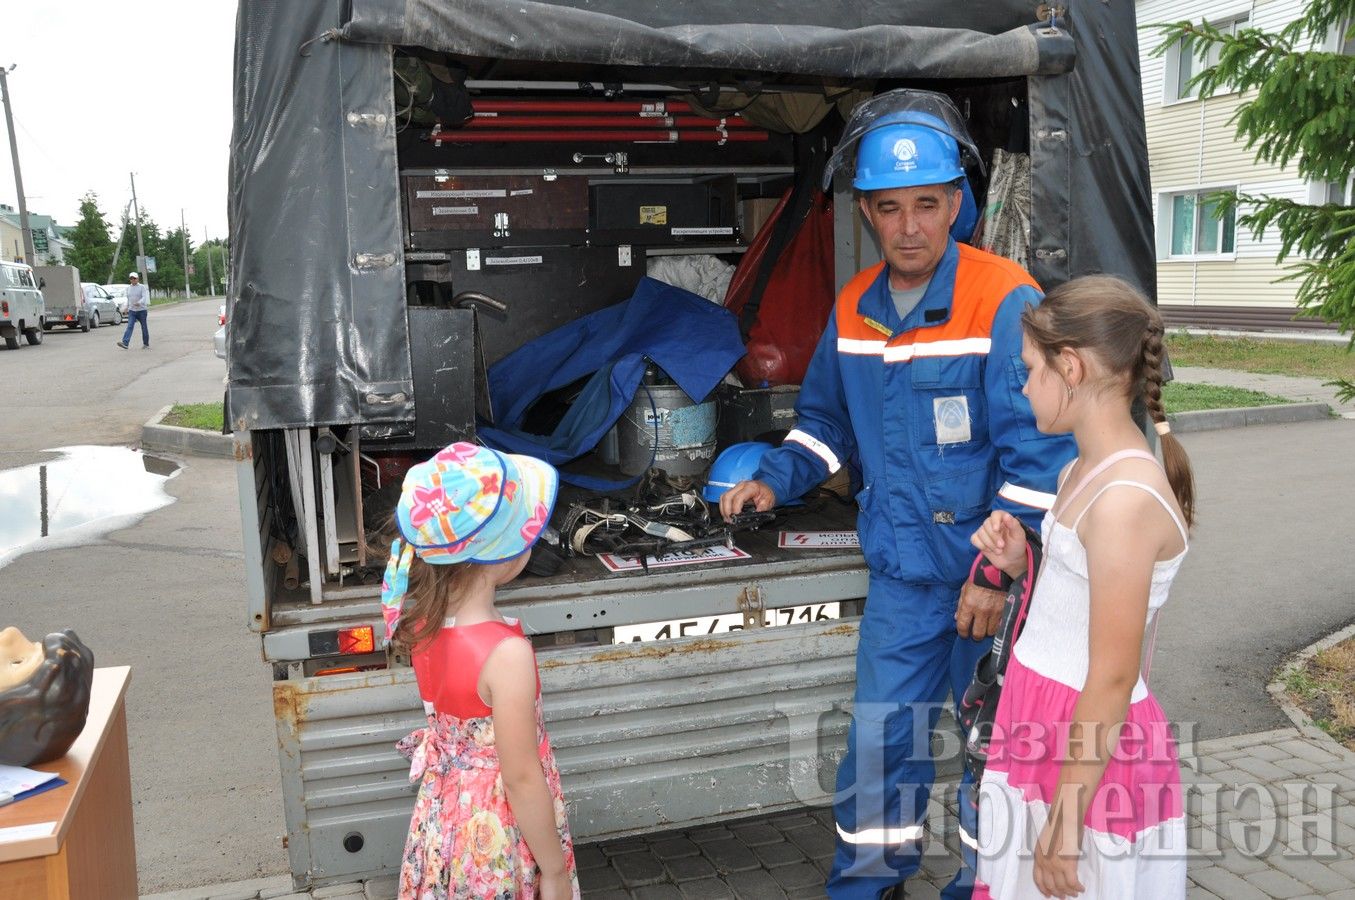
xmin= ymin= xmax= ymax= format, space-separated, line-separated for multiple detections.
xmin=777 ymin=531 xmax=861 ymax=549
xmin=598 ymin=544 xmax=751 ymax=573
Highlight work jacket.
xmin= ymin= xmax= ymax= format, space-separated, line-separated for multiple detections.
xmin=755 ymin=239 xmax=1075 ymax=586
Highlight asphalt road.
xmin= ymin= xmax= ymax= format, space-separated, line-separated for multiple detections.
xmin=0 ymin=298 xmax=289 ymax=892
xmin=0 ymin=306 xmax=1352 ymax=891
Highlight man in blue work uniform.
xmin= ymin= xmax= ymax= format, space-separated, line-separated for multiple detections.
xmin=719 ymin=90 xmax=1075 ymax=899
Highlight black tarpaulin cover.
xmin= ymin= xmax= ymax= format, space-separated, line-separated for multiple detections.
xmin=344 ymin=0 xmax=1064 ymax=81
xmin=228 ymin=0 xmax=1154 ymax=430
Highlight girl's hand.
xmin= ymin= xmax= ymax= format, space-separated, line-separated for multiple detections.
xmin=538 ymin=868 xmax=575 ymax=900
xmin=970 ymin=510 xmax=1028 ymax=579
xmin=1034 ymin=816 xmax=1085 ymax=898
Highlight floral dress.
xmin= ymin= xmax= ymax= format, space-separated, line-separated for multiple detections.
xmin=396 ymin=619 xmax=579 ymax=899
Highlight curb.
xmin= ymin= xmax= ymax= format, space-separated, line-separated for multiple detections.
xmin=141 ymin=404 xmax=233 ymax=459
xmin=1169 ymin=401 xmax=1331 ymax=434
xmin=1267 ymin=621 xmax=1355 ymax=754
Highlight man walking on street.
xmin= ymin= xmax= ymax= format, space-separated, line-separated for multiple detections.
xmin=719 ymin=90 xmax=1075 ymax=899
xmin=116 ymin=271 xmax=150 ymax=349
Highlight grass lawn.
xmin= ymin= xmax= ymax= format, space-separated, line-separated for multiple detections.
xmin=1283 ymin=637 xmax=1355 ymax=753
xmin=162 ymin=401 xmax=224 ymax=432
xmin=1161 ymin=382 xmax=1290 ymax=413
xmin=1166 ymin=332 xmax=1355 ymax=381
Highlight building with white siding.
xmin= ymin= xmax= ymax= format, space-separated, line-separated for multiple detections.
xmin=1137 ymin=0 xmax=1352 ymax=329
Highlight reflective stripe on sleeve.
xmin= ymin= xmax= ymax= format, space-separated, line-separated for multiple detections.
xmin=835 ymin=821 xmax=926 ymax=846
xmin=998 ymin=481 xmax=1057 ymax=510
xmin=785 ymin=429 xmax=842 ymax=474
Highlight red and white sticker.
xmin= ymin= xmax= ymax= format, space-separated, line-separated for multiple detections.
xmin=598 ymin=544 xmax=751 ymax=573
xmin=777 ymin=531 xmax=860 ymax=549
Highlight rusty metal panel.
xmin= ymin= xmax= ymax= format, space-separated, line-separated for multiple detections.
xmin=271 ymin=615 xmax=858 ymax=886
xmin=542 ymin=617 xmax=857 ymax=838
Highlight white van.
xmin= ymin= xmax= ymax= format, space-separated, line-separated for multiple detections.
xmin=0 ymin=260 xmax=45 ymax=349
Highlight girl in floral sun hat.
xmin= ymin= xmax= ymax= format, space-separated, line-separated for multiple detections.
xmin=381 ymin=441 xmax=578 ymax=900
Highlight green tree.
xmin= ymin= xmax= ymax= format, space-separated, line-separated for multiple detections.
xmin=64 ymin=193 xmax=115 ymax=282
xmin=160 ymin=225 xmax=193 ymax=297
xmin=191 ymin=239 xmax=228 ymax=296
xmin=117 ymin=212 xmax=167 ymax=294
xmin=1157 ymin=3 xmax=1355 ymax=394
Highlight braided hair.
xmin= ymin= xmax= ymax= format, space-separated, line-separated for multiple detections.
xmin=1021 ymin=275 xmax=1195 ymax=529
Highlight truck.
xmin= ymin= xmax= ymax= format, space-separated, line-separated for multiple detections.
xmin=0 ymin=259 xmax=45 ymax=349
xmin=227 ymin=0 xmax=1156 ymax=888
xmin=33 ymin=265 xmax=95 ymax=332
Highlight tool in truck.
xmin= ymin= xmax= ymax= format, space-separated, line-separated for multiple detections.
xmin=718 ymin=90 xmax=1078 ymax=898
xmin=229 ymin=1 xmax=1157 ymax=889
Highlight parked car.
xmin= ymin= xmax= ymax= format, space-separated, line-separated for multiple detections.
xmin=213 ymin=304 xmax=227 ymax=360
xmin=101 ymin=283 xmax=130 ymax=315
xmin=81 ymin=283 xmax=123 ymax=326
xmin=0 ymin=260 xmax=45 ymax=349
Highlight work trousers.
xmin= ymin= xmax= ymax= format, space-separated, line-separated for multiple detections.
xmin=826 ymin=578 xmax=990 ymax=899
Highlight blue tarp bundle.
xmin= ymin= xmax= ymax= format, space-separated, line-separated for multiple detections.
xmin=478 ymin=278 xmax=745 ymax=482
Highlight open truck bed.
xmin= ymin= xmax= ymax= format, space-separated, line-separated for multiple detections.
xmin=229 ymin=0 xmax=1153 ymax=886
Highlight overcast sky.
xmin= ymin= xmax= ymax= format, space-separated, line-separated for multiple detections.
xmin=2 ymin=2 xmax=237 ymax=243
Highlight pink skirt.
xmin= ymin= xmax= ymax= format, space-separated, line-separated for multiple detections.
xmin=973 ymin=654 xmax=1187 ymax=899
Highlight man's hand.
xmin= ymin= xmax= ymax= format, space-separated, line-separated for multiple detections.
xmin=718 ymin=479 xmax=776 ymax=521
xmin=955 ymin=581 xmax=1006 ymax=640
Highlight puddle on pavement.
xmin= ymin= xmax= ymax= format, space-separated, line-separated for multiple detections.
xmin=0 ymin=446 xmax=181 ymax=569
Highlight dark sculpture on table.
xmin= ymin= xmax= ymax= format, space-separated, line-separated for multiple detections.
xmin=0 ymin=628 xmax=95 ymax=767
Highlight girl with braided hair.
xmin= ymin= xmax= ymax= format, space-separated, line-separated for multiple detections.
xmin=967 ymin=275 xmax=1193 ymax=899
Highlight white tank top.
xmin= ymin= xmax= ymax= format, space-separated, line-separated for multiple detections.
xmin=1012 ymin=450 xmax=1189 ymax=703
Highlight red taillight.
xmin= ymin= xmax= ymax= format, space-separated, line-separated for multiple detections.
xmin=307 ymin=624 xmax=380 ymax=658
xmin=1 ymin=302 xmax=8 ymax=315
xmin=339 ymin=625 xmax=376 ymax=655
xmin=314 ymin=662 xmax=388 ymax=677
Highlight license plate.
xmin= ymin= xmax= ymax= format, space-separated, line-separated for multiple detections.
xmin=611 ymin=602 xmax=841 ymax=644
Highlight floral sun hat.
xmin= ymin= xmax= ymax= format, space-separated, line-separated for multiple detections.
xmin=381 ymin=442 xmax=558 ymax=637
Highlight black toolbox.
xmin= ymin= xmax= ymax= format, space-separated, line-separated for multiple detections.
xmin=404 ymin=244 xmax=646 ymax=367
xmin=716 ymin=384 xmax=801 ymax=449
xmin=589 ymin=174 xmax=739 ymax=246
xmin=403 ymin=172 xmax=589 ymax=249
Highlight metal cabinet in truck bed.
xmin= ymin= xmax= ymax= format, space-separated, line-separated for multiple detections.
xmin=228 ymin=0 xmax=1155 ymax=887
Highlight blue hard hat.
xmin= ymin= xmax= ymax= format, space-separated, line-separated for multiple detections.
xmin=852 ymin=112 xmax=965 ymax=192
xmin=702 ymin=441 xmax=774 ymax=503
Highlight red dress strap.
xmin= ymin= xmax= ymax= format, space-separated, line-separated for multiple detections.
xmin=412 ymin=619 xmax=534 ymax=719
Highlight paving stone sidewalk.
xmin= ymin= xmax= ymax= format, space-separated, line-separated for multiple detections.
xmin=144 ymin=725 xmax=1355 ymax=900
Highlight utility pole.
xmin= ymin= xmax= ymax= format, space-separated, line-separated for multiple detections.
xmin=107 ymin=200 xmax=132 ymax=283
xmin=0 ymin=64 xmax=36 ymax=266
xmin=203 ymin=227 xmax=215 ymax=296
xmin=130 ymin=172 xmax=147 ymax=286
xmin=180 ymin=208 xmax=191 ymax=298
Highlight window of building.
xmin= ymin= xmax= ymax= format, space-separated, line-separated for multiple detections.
xmin=1325 ymin=175 xmax=1354 ymax=206
xmin=1332 ymin=16 xmax=1355 ymax=55
xmin=1168 ymin=15 xmax=1249 ymax=102
xmin=1165 ymin=189 xmax=1237 ymax=258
